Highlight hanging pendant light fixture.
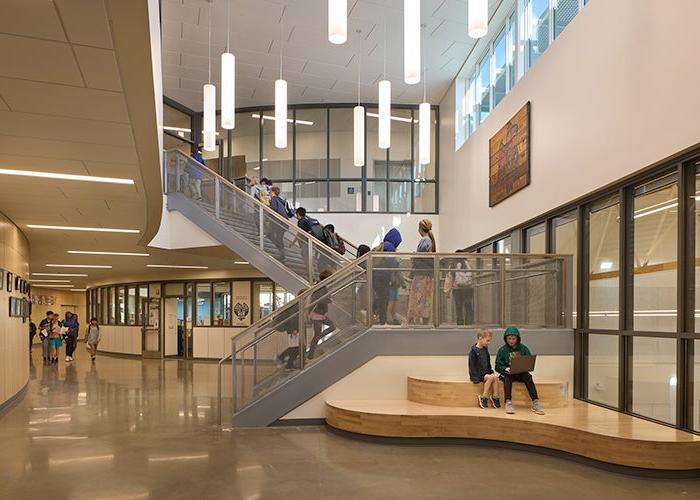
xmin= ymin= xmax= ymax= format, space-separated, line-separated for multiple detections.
xmin=468 ymin=0 xmax=488 ymax=39
xmin=328 ymin=0 xmax=347 ymax=44
xmin=353 ymin=30 xmax=364 ymax=167
xmin=403 ymin=0 xmax=420 ymax=85
xmin=378 ymin=21 xmax=391 ymax=150
xmin=275 ymin=5 xmax=287 ymax=149
xmin=419 ymin=26 xmax=430 ymax=165
xmin=221 ymin=0 xmax=235 ymax=129
xmin=203 ymin=3 xmax=216 ymax=151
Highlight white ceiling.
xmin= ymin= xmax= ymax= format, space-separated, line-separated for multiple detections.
xmin=161 ymin=0 xmax=503 ymax=110
xmin=0 ymin=0 xmax=251 ymax=288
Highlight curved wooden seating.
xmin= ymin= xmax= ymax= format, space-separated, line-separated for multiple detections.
xmin=408 ymin=376 xmax=568 ymax=408
xmin=326 ymin=400 xmax=700 ymax=471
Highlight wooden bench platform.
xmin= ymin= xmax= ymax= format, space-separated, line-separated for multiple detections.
xmin=408 ymin=376 xmax=568 ymax=408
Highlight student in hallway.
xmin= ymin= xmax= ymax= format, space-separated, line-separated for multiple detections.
xmin=468 ymin=329 xmax=501 ymax=409
xmin=85 ymin=317 xmax=101 ymax=363
xmin=372 ymin=228 xmax=402 ymax=325
xmin=48 ymin=312 xmax=62 ymax=364
xmin=269 ymin=186 xmax=292 ymax=261
xmin=407 ymin=219 xmax=437 ymax=325
xmin=29 ymin=318 xmax=37 ymax=352
xmin=495 ymin=326 xmax=544 ymax=415
xmin=63 ymin=312 xmax=79 ymax=362
xmin=38 ymin=311 xmax=53 ymax=364
xmin=308 ymin=271 xmax=335 ymax=359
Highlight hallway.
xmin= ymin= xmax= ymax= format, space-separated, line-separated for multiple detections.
xmin=1 ymin=347 xmax=699 ymax=499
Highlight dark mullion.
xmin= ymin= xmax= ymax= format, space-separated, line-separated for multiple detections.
xmin=619 ymin=187 xmax=634 ymax=412
xmin=226 ymin=129 xmax=233 ymax=180
xmin=326 ymin=108 xmax=332 ymax=212
xmin=677 ymin=161 xmax=695 ymax=429
xmin=574 ymin=204 xmax=589 ymax=400
xmin=434 ymin=106 xmax=440 ymax=213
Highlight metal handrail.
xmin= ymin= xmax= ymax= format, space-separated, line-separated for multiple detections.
xmin=164 ymin=149 xmax=356 ymax=262
xmin=217 ymin=353 xmax=233 ymax=426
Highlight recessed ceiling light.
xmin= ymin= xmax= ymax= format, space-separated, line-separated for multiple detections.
xmin=67 ymin=251 xmax=150 ymax=257
xmin=31 ymin=284 xmax=74 ymax=288
xmin=147 ymin=264 xmax=209 ymax=269
xmin=234 ymin=261 xmax=249 ymax=264
xmin=46 ymin=264 xmax=113 ymax=269
xmin=28 ymin=279 xmax=72 ymax=283
xmin=32 ymin=273 xmax=89 ymax=277
xmin=0 ymin=168 xmax=134 ymax=185
xmin=27 ymin=225 xmax=140 ymax=233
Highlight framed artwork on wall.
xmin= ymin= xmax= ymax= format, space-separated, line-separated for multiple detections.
xmin=489 ymin=101 xmax=531 ymax=207
xmin=6 ymin=272 xmax=12 ymax=293
xmin=14 ymin=275 xmax=21 ymax=291
xmin=0 ymin=269 xmax=3 ymax=291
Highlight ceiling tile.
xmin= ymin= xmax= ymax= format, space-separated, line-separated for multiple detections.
xmin=54 ymin=0 xmax=113 ymax=49
xmin=0 ymin=34 xmax=84 ymax=86
xmin=0 ymin=0 xmax=67 ymax=42
xmin=0 ymin=77 xmax=129 ymax=123
xmin=73 ymin=46 xmax=123 ymax=91
xmin=0 ymin=134 xmax=138 ymax=164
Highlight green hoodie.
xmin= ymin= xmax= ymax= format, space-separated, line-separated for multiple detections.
xmin=495 ymin=326 xmax=532 ymax=374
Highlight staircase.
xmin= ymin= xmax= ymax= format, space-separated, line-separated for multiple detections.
xmin=163 ymin=149 xmax=353 ymax=293
xmin=224 ymin=252 xmax=573 ymax=427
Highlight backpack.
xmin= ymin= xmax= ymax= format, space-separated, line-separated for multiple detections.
xmin=336 ymin=236 xmax=346 ymax=255
xmin=285 ymin=199 xmax=296 ymax=218
xmin=323 ymin=227 xmax=340 ymax=252
xmin=306 ymin=217 xmax=325 ymax=241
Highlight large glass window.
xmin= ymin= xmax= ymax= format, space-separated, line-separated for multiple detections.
xmin=496 ymin=236 xmax=512 ymax=254
xmin=553 ymin=0 xmax=579 ymax=39
xmin=587 ymin=334 xmax=619 ymax=408
xmin=525 ymin=223 xmax=546 ymax=253
xmin=213 ymin=281 xmax=231 ymax=326
xmin=138 ymin=284 xmax=148 ymax=324
xmin=696 ymin=168 xmax=700 ymax=333
xmin=467 ymin=74 xmax=477 ymax=136
xmin=253 ymin=281 xmax=274 ymax=323
xmin=108 ymin=287 xmax=116 ymax=325
xmin=694 ymin=340 xmax=700 ymax=431
xmin=527 ymin=0 xmax=550 ymax=67
xmin=262 ymin=114 xmax=292 ymax=181
xmin=588 ymin=196 xmax=620 ymax=330
xmin=117 ymin=286 xmax=126 ymax=325
xmin=196 ymin=283 xmax=211 ymax=326
xmin=507 ymin=13 xmax=517 ymax=91
xmin=127 ymin=286 xmax=137 ymax=325
xmin=632 ymin=336 xmax=677 ymax=424
xmin=553 ymin=211 xmax=577 ymax=322
xmin=493 ymin=27 xmax=507 ymax=107
xmin=478 ymin=55 xmax=490 ymax=124
xmin=232 ymin=112 xmax=260 ymax=181
xmin=633 ymin=175 xmax=678 ymax=332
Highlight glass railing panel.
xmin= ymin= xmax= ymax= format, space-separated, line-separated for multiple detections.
xmin=439 ymin=255 xmax=500 ymax=327
xmin=505 ymin=255 xmax=561 ymax=328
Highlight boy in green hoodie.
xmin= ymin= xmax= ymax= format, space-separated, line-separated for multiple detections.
xmin=495 ymin=326 xmax=545 ymax=415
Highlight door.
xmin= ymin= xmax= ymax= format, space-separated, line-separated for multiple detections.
xmin=141 ymin=298 xmax=162 ymax=358
xmin=163 ymin=297 xmax=180 ymax=357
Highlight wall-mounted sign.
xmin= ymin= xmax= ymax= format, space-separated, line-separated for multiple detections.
xmin=489 ymin=101 xmax=531 ymax=207
xmin=232 ymin=281 xmax=251 ymax=327
xmin=31 ymin=295 xmax=55 ymax=305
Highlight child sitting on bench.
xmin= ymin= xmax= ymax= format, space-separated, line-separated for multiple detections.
xmin=468 ymin=329 xmax=501 ymax=409
xmin=495 ymin=326 xmax=545 ymax=415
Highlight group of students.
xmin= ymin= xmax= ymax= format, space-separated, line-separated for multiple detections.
xmin=468 ymin=326 xmax=545 ymax=415
xmin=33 ymin=311 xmax=101 ymax=364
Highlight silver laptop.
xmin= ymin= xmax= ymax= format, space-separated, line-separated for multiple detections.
xmin=509 ymin=355 xmax=536 ymax=374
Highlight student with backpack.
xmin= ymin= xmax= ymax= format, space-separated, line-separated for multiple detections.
xmin=322 ymin=224 xmax=346 ymax=255
xmin=269 ymin=186 xmax=292 ymax=261
xmin=372 ymin=228 xmax=402 ymax=325
xmin=443 ymin=249 xmax=475 ymax=326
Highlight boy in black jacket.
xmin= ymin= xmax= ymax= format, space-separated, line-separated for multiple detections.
xmin=468 ymin=329 xmax=501 ymax=409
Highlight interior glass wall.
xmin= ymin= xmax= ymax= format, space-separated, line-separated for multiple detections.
xmin=588 ymin=196 xmax=619 ymax=330
xmin=586 ymin=333 xmax=618 ymax=407
xmin=632 ymin=336 xmax=677 ymax=424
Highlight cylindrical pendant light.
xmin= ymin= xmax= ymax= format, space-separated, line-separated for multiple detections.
xmin=275 ymin=79 xmax=287 ymax=148
xmin=418 ymin=102 xmax=430 ymax=165
xmin=202 ymin=5 xmax=216 ymax=152
xmin=221 ymin=53 xmax=235 ymax=129
xmin=221 ymin=1 xmax=235 ymax=130
xmin=328 ymin=0 xmax=347 ymax=45
xmin=354 ymin=105 xmax=365 ymax=167
xmin=203 ymin=83 xmax=216 ymax=151
xmin=468 ymin=0 xmax=488 ymax=39
xmin=403 ymin=0 xmax=420 ymax=85
xmin=378 ymin=80 xmax=391 ymax=150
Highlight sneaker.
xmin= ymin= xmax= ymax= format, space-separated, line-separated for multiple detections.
xmin=490 ymin=396 xmax=501 ymax=409
xmin=478 ymin=395 xmax=489 ymax=409
xmin=505 ymin=400 xmax=515 ymax=414
xmin=91 ymin=357 xmax=96 ymax=363
xmin=532 ymin=400 xmax=545 ymax=415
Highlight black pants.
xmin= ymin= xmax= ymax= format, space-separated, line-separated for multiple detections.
xmin=453 ymin=288 xmax=474 ymax=326
xmin=309 ymin=317 xmax=336 ymax=358
xmin=65 ymin=336 xmax=78 ymax=357
xmin=373 ymin=281 xmax=390 ymax=324
xmin=277 ymin=347 xmax=299 ymax=369
xmin=503 ymin=372 xmax=539 ymax=401
xmin=29 ymin=333 xmax=36 ymax=350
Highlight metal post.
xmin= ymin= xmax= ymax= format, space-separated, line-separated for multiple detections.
xmin=433 ymin=255 xmax=440 ymax=328
xmin=215 ymin=178 xmax=221 ymax=219
xmin=175 ymin=155 xmax=181 ymax=193
xmin=253 ymin=343 xmax=258 ymax=386
xmin=307 ymin=239 xmax=314 ymax=284
xmin=366 ymin=255 xmax=374 ymax=327
xmin=258 ymin=207 xmax=264 ymax=249
xmin=298 ymin=299 xmax=306 ymax=370
xmin=499 ymin=255 xmax=507 ymax=327
xmin=163 ymin=151 xmax=169 ymax=194
xmin=231 ymin=339 xmax=237 ymax=414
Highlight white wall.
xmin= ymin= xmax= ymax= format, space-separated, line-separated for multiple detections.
xmin=283 ymin=354 xmax=573 ymax=419
xmin=98 ymin=326 xmax=143 ymax=356
xmin=0 ymin=212 xmax=30 ymax=408
xmin=439 ymin=0 xmax=700 ymax=251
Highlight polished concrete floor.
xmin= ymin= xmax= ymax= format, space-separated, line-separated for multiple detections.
xmin=0 ymin=347 xmax=698 ymax=499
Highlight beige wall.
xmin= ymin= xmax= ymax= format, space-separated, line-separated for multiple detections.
xmin=31 ymin=289 xmax=86 ymax=337
xmin=439 ymin=0 xmax=700 ymax=251
xmin=0 ymin=212 xmax=30 ymax=408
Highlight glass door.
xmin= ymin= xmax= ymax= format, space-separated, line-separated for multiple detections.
xmin=141 ymin=298 xmax=162 ymax=358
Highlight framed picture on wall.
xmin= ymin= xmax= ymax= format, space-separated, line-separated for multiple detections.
xmin=6 ymin=272 xmax=12 ymax=293
xmin=14 ymin=275 xmax=20 ymax=291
